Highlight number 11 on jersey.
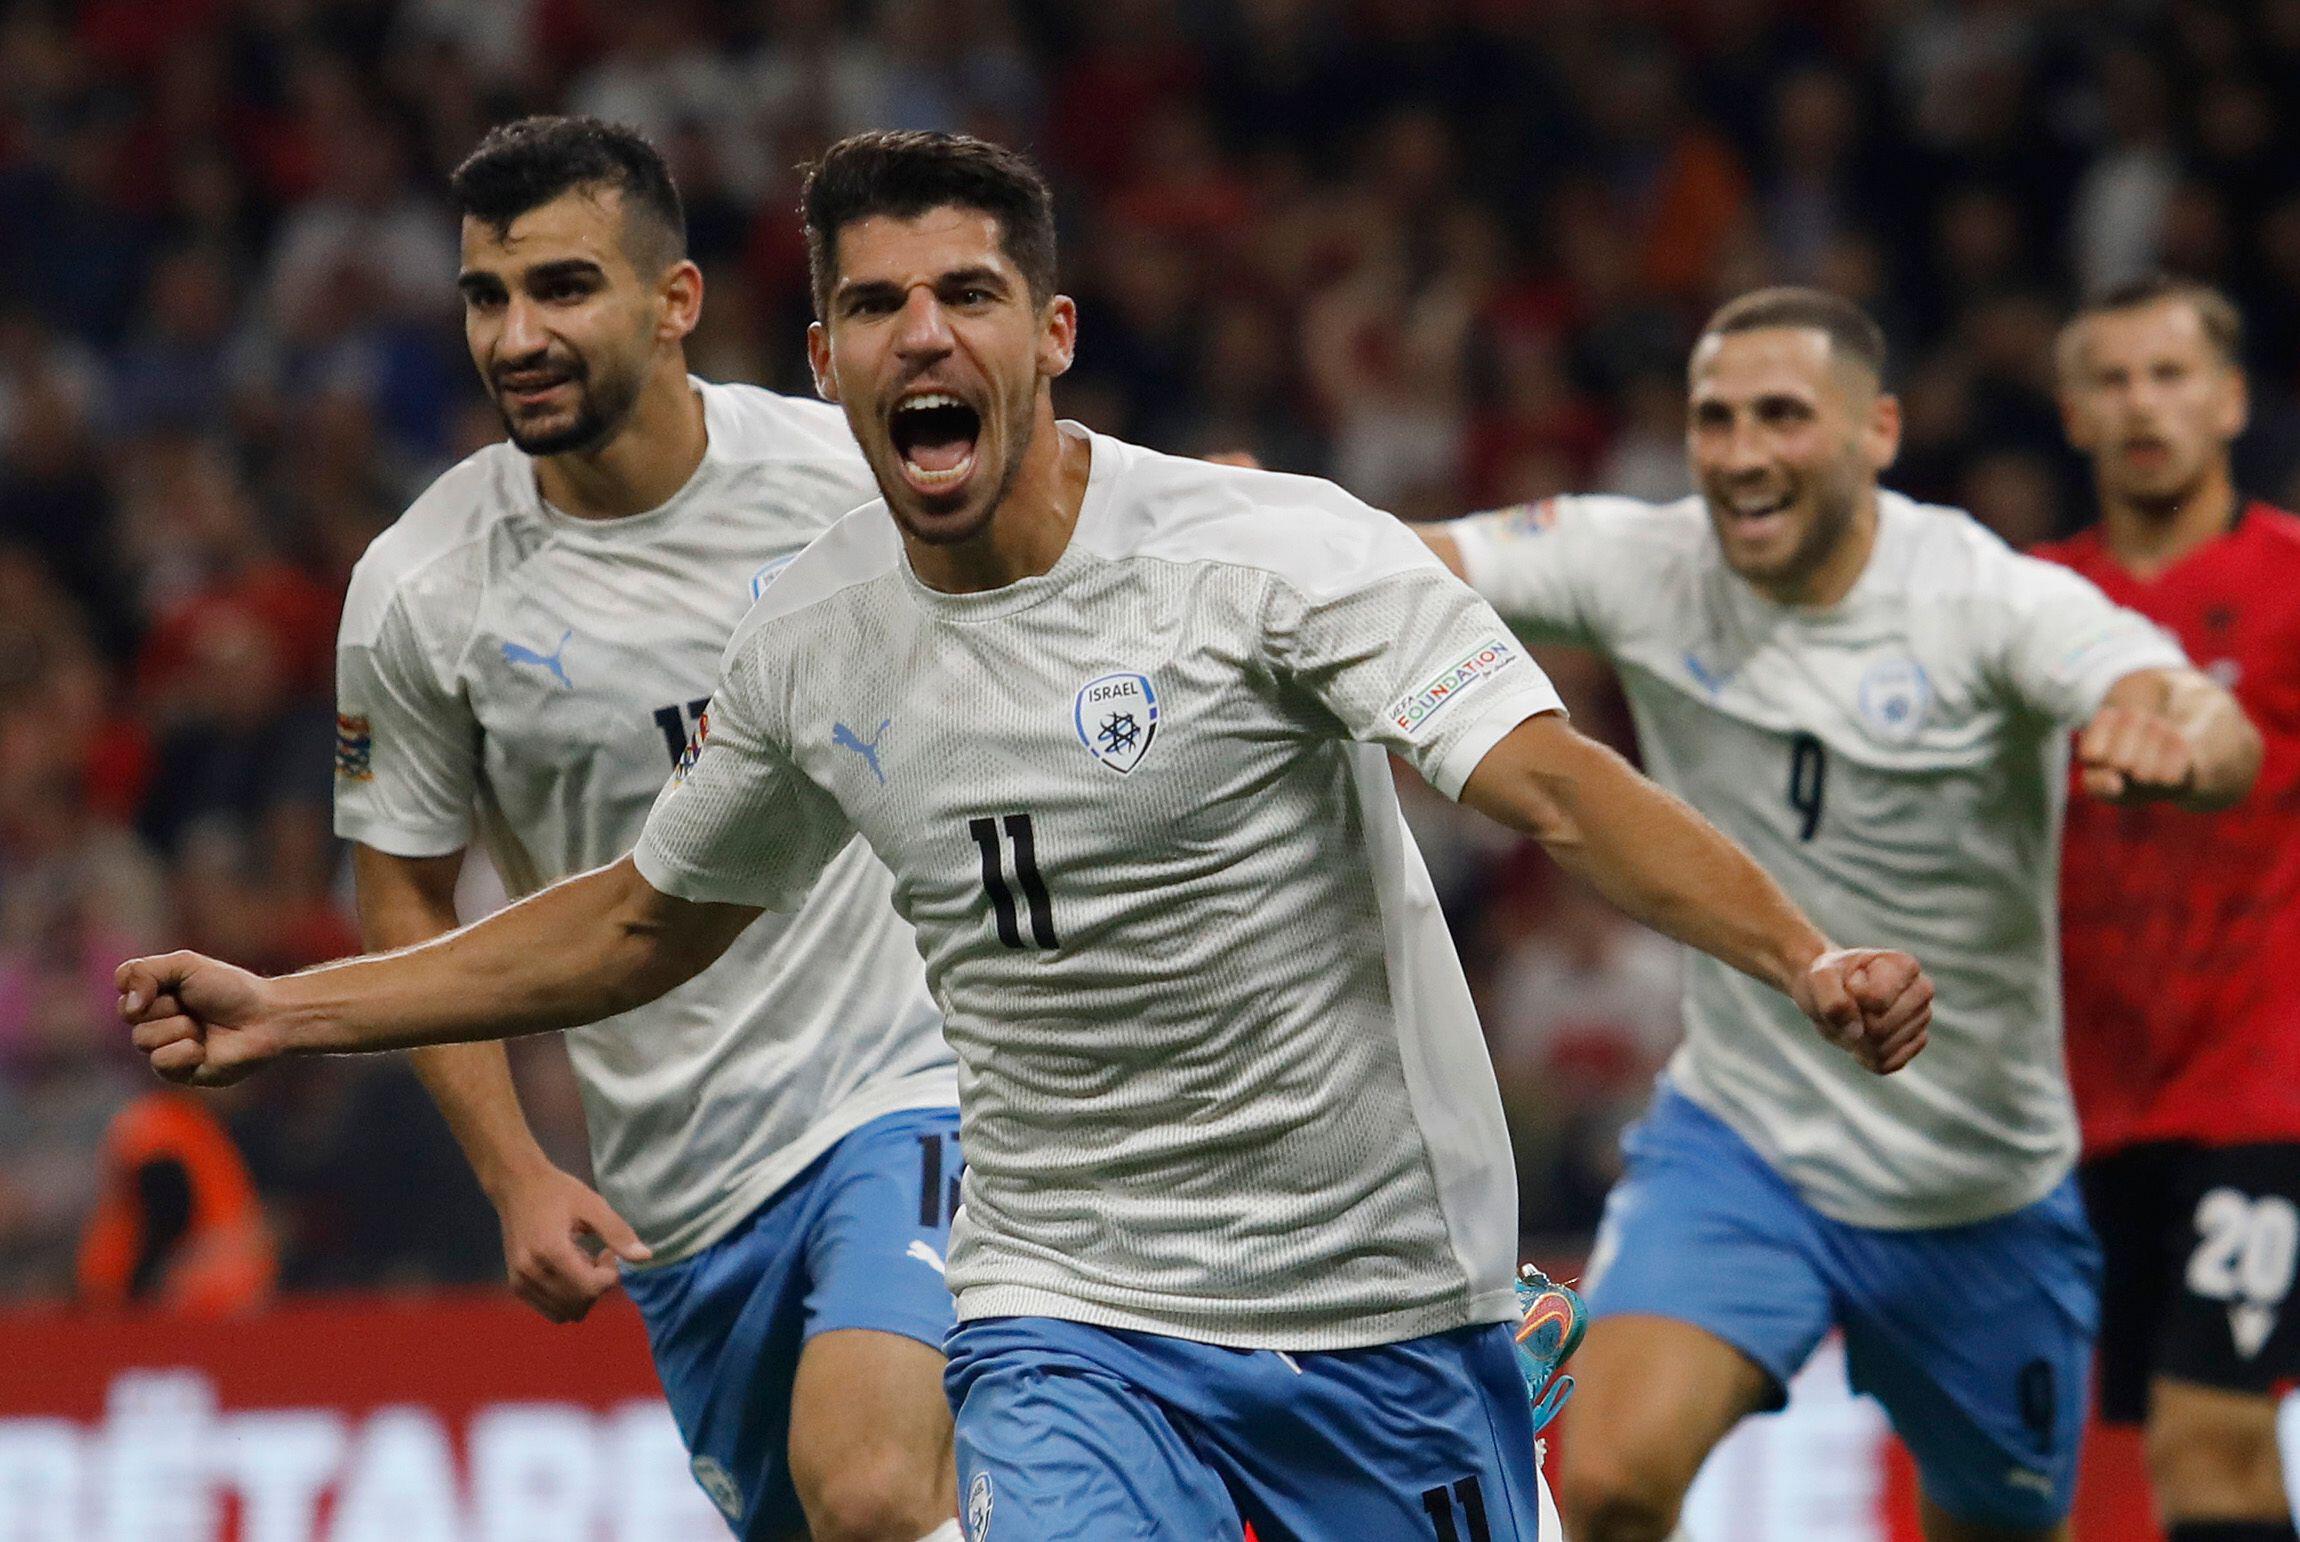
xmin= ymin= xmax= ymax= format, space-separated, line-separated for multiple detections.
xmin=969 ymin=813 xmax=1059 ymax=949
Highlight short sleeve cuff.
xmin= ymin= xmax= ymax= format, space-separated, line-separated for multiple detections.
xmin=2058 ymin=632 xmax=2191 ymax=725
xmin=632 ymin=831 xmax=802 ymax=912
xmin=333 ymin=808 xmax=470 ymax=858
xmin=1418 ymin=686 xmax=1567 ymax=801
xmin=1447 ymin=518 xmax=1507 ymax=598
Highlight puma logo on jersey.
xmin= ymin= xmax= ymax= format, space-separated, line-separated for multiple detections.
xmin=834 ymin=719 xmax=891 ymax=783
xmin=502 ymin=629 xmax=574 ymax=688
xmin=906 ymin=1240 xmax=946 ymax=1275
xmin=1682 ymin=649 xmax=1735 ymax=697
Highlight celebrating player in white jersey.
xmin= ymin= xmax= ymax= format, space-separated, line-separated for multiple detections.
xmin=1421 ymin=287 xmax=2262 ymax=1542
xmin=121 ymin=136 xmax=1934 ymax=1541
xmin=337 ymin=118 xmax=961 ymax=1542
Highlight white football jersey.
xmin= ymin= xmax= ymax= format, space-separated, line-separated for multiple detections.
xmin=1450 ymin=492 xmax=2187 ymax=1228
xmin=636 ymin=425 xmax=1564 ymax=1349
xmin=335 ymin=380 xmax=954 ymax=1263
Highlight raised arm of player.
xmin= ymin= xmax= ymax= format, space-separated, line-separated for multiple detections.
xmin=119 ymin=856 xmax=760 ymax=1089
xmin=356 ymin=845 xmax=650 ymax=1319
xmin=2078 ymin=665 xmax=2261 ymax=810
xmin=1459 ymin=713 xmax=1933 ymax=1075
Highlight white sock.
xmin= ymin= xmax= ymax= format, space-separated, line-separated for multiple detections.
xmin=915 ymin=1522 xmax=963 ymax=1542
xmin=1536 ymin=1466 xmax=1565 ymax=1539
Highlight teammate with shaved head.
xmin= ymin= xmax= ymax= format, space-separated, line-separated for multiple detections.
xmin=1422 ymin=287 xmax=2261 ymax=1542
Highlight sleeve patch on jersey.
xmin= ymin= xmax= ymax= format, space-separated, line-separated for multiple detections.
xmin=334 ymin=714 xmax=373 ymax=781
xmin=2052 ymin=628 xmax=2138 ymax=686
xmin=750 ymin=553 xmax=798 ymax=601
xmin=1389 ymin=638 xmax=1522 ymax=738
xmin=671 ymin=709 xmax=710 ymax=783
xmin=1497 ymin=499 xmax=1561 ymax=536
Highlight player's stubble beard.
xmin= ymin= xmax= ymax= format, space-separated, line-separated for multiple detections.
xmin=1707 ymin=449 xmax=1868 ymax=595
xmin=493 ymin=344 xmax=648 ymax=457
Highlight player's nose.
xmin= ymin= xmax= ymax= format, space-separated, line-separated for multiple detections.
xmin=499 ymin=294 xmax=548 ymax=356
xmin=892 ymin=288 xmax=955 ymax=357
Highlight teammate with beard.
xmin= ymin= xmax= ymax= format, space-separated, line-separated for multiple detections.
xmin=1420 ymin=287 xmax=2262 ymax=1542
xmin=121 ymin=135 xmax=1935 ymax=1540
xmin=2042 ymin=276 xmax=2300 ymax=1542
xmin=335 ymin=118 xmax=961 ymax=1542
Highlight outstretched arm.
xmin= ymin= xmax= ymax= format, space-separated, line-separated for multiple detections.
xmin=121 ymin=856 xmax=760 ymax=1087
xmin=2078 ymin=666 xmax=2261 ymax=811
xmin=1459 ymin=713 xmax=1932 ymax=1074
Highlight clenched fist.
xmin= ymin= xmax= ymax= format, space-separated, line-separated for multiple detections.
xmin=1791 ymin=948 xmax=1933 ymax=1075
xmin=2076 ymin=703 xmax=2198 ymax=804
xmin=117 ymin=951 xmax=284 ymax=1087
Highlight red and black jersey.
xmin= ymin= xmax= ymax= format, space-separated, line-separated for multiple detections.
xmin=2035 ymin=502 xmax=2300 ymax=1154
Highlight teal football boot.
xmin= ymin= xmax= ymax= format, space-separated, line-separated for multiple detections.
xmin=1512 ymin=1263 xmax=1587 ymax=1434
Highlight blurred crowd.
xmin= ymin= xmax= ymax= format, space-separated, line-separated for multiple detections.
xmin=6 ymin=0 xmax=2300 ymax=1301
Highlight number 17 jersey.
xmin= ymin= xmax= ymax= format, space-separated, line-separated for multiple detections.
xmin=1449 ymin=492 xmax=2184 ymax=1229
xmin=637 ymin=425 xmax=1566 ymax=1350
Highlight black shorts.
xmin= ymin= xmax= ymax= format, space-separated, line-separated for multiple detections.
xmin=2080 ymin=1141 xmax=2300 ymax=1423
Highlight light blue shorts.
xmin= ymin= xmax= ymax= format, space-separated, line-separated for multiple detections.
xmin=1588 ymin=1083 xmax=2100 ymax=1528
xmin=945 ymin=1314 xmax=1550 ymax=1540
xmin=623 ymin=1105 xmax=962 ymax=1540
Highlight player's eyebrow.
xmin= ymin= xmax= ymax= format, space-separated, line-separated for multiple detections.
xmin=835 ymin=265 xmax=1013 ymax=313
xmin=933 ymin=265 xmax=1009 ymax=294
xmin=457 ymin=258 xmax=605 ymax=297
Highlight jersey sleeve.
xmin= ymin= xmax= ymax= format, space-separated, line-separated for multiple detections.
xmin=333 ymin=589 xmax=480 ymax=858
xmin=1265 ymin=513 xmax=1566 ymax=800
xmin=1988 ymin=552 xmax=2190 ymax=725
xmin=631 ymin=634 xmax=855 ymax=912
xmin=1442 ymin=496 xmax=1621 ymax=646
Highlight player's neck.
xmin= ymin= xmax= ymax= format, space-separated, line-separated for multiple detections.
xmin=1751 ymin=491 xmax=1879 ymax=610
xmin=905 ymin=402 xmax=1089 ymax=594
xmin=532 ymin=362 xmax=707 ymax=522
xmin=2097 ymin=465 xmax=2240 ymax=580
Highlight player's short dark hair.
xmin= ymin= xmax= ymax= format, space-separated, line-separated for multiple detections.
xmin=2059 ymin=274 xmax=2244 ymax=374
xmin=1699 ymin=287 xmax=1888 ymax=384
xmin=450 ymin=115 xmax=686 ymax=272
xmin=799 ymin=131 xmax=1057 ymax=318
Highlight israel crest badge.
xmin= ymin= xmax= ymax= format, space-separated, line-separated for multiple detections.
xmin=1857 ymin=656 xmax=1932 ymax=744
xmin=1075 ymin=671 xmax=1158 ymax=774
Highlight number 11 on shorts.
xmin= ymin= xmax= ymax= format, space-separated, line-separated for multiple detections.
xmin=1421 ymin=1475 xmax=1491 ymax=1541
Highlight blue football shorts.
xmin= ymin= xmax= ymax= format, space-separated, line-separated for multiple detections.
xmin=622 ymin=1105 xmax=962 ymax=1540
xmin=945 ymin=1313 xmax=1557 ymax=1540
xmin=1586 ymin=1082 xmax=2100 ymax=1529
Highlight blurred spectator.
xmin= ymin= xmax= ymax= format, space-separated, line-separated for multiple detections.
xmin=77 ymin=1088 xmax=277 ymax=1315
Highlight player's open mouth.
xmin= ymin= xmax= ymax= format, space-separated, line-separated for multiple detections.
xmin=1719 ymin=490 xmax=1795 ymax=535
xmin=890 ymin=392 xmax=982 ymax=495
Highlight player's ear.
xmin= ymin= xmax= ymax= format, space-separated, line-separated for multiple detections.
xmin=1038 ymin=294 xmax=1077 ymax=381
xmin=807 ymin=321 xmax=841 ymax=405
xmin=1864 ymin=390 xmax=1902 ymax=473
xmin=658 ymin=260 xmax=703 ymax=344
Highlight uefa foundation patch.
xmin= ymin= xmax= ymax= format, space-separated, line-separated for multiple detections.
xmin=1388 ymin=638 xmax=1522 ymax=738
xmin=334 ymin=714 xmax=373 ymax=781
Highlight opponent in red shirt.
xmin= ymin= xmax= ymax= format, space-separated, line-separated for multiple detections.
xmin=2042 ymin=275 xmax=2298 ymax=1542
